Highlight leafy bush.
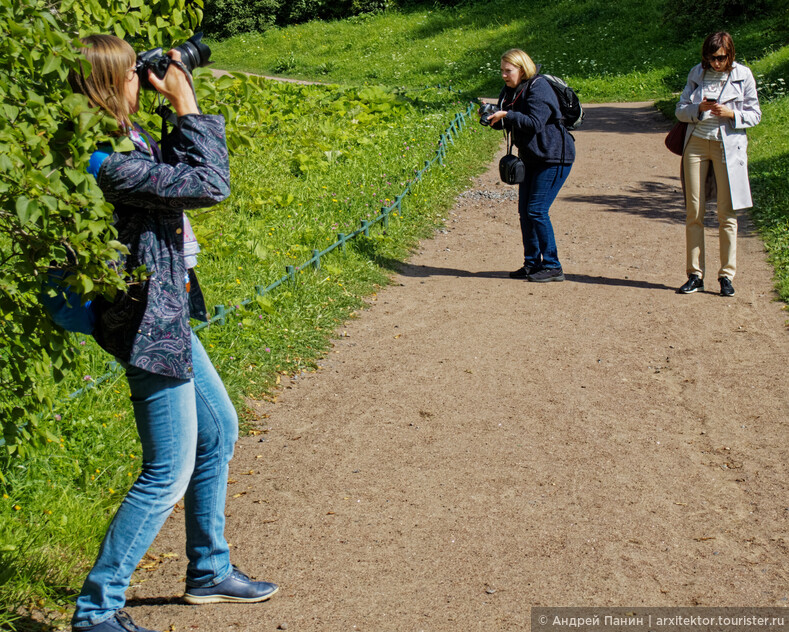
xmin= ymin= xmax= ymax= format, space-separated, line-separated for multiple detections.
xmin=0 ymin=0 xmax=264 ymax=456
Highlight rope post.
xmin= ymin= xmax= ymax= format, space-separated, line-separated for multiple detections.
xmin=213 ymin=304 xmax=227 ymax=326
xmin=312 ymin=249 xmax=321 ymax=270
xmin=338 ymin=233 xmax=346 ymax=252
xmin=381 ymin=208 xmax=389 ymax=228
xmin=255 ymin=285 xmax=266 ymax=296
xmin=438 ymin=135 xmax=446 ymax=165
xmin=361 ymin=219 xmax=371 ymax=236
xmin=286 ymin=265 xmax=295 ymax=283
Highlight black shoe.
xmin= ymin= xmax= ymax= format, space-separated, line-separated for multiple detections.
xmin=677 ymin=274 xmax=703 ymax=294
xmin=509 ymin=265 xmax=536 ymax=279
xmin=527 ymin=267 xmax=565 ymax=283
xmin=183 ymin=567 xmax=279 ymax=604
xmin=75 ymin=610 xmax=160 ymax=632
xmin=719 ymin=277 xmax=735 ymax=296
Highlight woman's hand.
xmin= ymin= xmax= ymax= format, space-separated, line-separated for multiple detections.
xmin=488 ymin=110 xmax=508 ymax=125
xmin=147 ymin=49 xmax=199 ymax=117
xmin=698 ymin=98 xmax=716 ymax=113
xmin=709 ymin=103 xmax=735 ymax=119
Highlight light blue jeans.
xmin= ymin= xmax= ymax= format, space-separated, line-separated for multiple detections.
xmin=72 ymin=332 xmax=238 ymax=628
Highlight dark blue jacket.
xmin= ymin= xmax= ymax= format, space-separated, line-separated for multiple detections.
xmin=494 ymin=73 xmax=575 ymax=166
xmin=90 ymin=115 xmax=230 ymax=379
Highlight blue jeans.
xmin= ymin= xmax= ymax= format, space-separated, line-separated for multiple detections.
xmin=72 ymin=332 xmax=238 ymax=628
xmin=517 ymin=163 xmax=571 ymax=270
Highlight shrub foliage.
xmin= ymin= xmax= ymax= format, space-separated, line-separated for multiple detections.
xmin=0 ymin=0 xmax=257 ymax=455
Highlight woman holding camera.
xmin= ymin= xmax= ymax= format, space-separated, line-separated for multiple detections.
xmin=68 ymin=35 xmax=277 ymax=632
xmin=485 ymin=48 xmax=575 ymax=282
xmin=675 ymin=31 xmax=761 ymax=296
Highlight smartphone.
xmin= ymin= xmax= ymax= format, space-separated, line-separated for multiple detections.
xmin=705 ymin=98 xmax=717 ymax=103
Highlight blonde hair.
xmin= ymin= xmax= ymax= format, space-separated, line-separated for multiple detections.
xmin=68 ymin=34 xmax=136 ymax=131
xmin=501 ymin=48 xmax=538 ymax=82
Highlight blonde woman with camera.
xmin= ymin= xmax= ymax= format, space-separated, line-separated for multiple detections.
xmin=484 ymin=48 xmax=576 ymax=282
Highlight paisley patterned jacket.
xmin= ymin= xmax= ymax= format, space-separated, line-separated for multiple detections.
xmin=90 ymin=114 xmax=230 ymax=379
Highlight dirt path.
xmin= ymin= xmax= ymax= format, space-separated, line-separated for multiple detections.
xmin=127 ymin=103 xmax=789 ymax=631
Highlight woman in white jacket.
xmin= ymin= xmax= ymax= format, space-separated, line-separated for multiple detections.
xmin=675 ymin=31 xmax=761 ymax=296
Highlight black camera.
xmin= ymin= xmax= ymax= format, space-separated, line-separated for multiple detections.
xmin=136 ymin=32 xmax=212 ymax=91
xmin=478 ymin=103 xmax=500 ymax=126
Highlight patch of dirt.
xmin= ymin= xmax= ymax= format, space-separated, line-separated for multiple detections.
xmin=125 ymin=103 xmax=789 ymax=631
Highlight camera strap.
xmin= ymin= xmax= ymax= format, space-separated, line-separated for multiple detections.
xmin=504 ymin=129 xmax=515 ymax=156
xmin=155 ymin=59 xmax=202 ymax=138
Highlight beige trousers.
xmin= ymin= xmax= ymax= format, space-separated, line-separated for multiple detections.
xmin=683 ymin=134 xmax=737 ymax=280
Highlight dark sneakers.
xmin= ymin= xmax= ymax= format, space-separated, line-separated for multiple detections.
xmin=183 ymin=567 xmax=279 ymax=604
xmin=74 ymin=610 xmax=159 ymax=632
xmin=719 ymin=277 xmax=735 ymax=296
xmin=677 ymin=274 xmax=704 ymax=294
xmin=527 ymin=267 xmax=565 ymax=283
xmin=509 ymin=265 xmax=535 ymax=279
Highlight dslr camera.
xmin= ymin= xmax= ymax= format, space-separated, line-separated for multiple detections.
xmin=136 ymin=32 xmax=212 ymax=91
xmin=478 ymin=103 xmax=500 ymax=126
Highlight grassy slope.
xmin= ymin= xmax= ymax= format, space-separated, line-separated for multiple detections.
xmin=209 ymin=0 xmax=783 ymax=101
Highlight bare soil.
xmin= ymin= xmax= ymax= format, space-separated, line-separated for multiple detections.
xmin=125 ymin=103 xmax=789 ymax=631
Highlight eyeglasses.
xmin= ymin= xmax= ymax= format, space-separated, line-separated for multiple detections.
xmin=126 ymin=67 xmax=137 ymax=82
xmin=708 ymin=54 xmax=728 ymax=62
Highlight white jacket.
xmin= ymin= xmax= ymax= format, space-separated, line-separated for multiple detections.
xmin=675 ymin=61 xmax=761 ymax=210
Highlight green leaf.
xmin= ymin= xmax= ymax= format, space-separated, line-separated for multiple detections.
xmin=42 ymin=53 xmax=61 ymax=75
xmin=112 ymin=137 xmax=135 ymax=153
xmin=15 ymin=196 xmax=30 ymax=224
xmin=255 ymin=295 xmax=275 ymax=314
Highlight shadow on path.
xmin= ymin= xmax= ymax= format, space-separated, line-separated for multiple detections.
xmin=397 ymin=263 xmax=675 ymax=291
xmin=564 ymin=179 xmax=757 ymax=237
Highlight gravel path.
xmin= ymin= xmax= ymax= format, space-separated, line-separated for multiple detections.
xmin=126 ymin=102 xmax=789 ymax=632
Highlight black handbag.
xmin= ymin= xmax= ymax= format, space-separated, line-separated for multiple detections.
xmin=499 ymin=130 xmax=525 ymax=184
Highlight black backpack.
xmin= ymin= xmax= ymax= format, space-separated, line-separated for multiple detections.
xmin=540 ymin=73 xmax=584 ymax=130
xmin=498 ymin=74 xmax=584 ymax=130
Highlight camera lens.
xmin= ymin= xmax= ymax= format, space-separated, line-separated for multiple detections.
xmin=175 ymin=33 xmax=211 ymax=73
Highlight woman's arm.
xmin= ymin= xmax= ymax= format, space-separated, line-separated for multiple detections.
xmin=97 ymin=115 xmax=230 ymax=212
xmin=503 ymin=78 xmax=554 ymax=134
xmin=731 ymin=68 xmax=761 ymax=129
xmin=675 ymin=69 xmax=701 ymax=123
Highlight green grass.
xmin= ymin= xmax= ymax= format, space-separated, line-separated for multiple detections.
xmin=3 ymin=1 xmax=789 ymax=627
xmin=749 ymin=96 xmax=789 ymax=302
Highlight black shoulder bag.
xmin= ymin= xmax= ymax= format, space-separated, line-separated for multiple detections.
xmin=499 ymin=130 xmax=525 ymax=184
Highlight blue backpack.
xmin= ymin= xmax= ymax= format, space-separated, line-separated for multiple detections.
xmin=39 ymin=148 xmax=111 ymax=335
xmin=40 ymin=267 xmax=96 ymax=335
